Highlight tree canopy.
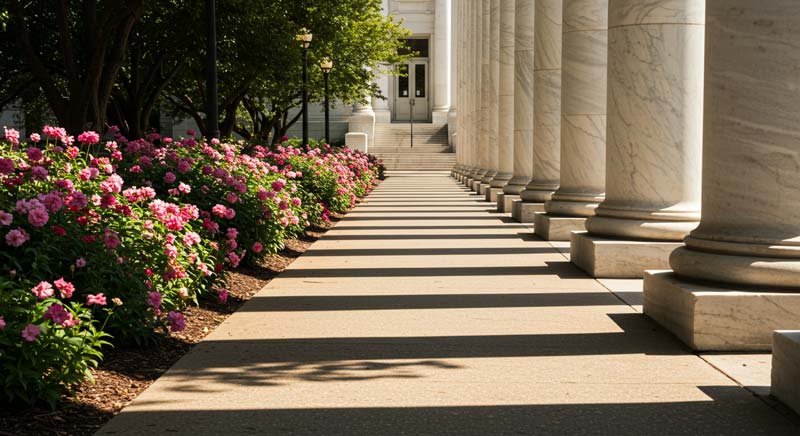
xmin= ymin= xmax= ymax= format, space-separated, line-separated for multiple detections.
xmin=1 ymin=0 xmax=411 ymax=141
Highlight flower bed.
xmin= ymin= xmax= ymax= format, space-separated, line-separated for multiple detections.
xmin=0 ymin=127 xmax=382 ymax=407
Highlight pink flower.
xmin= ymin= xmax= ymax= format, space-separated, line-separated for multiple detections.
xmin=226 ymin=192 xmax=238 ymax=204
xmin=183 ymin=231 xmax=201 ymax=247
xmin=177 ymin=160 xmax=191 ymax=173
xmin=0 ymin=211 xmax=12 ymax=226
xmin=66 ymin=146 xmax=80 ymax=159
xmin=100 ymin=174 xmax=124 ymax=194
xmin=77 ymin=130 xmax=100 ymax=144
xmin=44 ymin=303 xmax=70 ymax=325
xmin=4 ymin=127 xmax=20 ymax=144
xmin=167 ymin=311 xmax=187 ymax=332
xmin=31 ymin=281 xmax=54 ymax=299
xmin=146 ymin=291 xmax=162 ymax=308
xmin=224 ymin=208 xmax=236 ymax=220
xmin=75 ymin=258 xmax=87 ymax=268
xmin=54 ymin=277 xmax=75 ymax=298
xmin=0 ymin=317 xmax=5 ymax=330
xmin=217 ymin=289 xmax=229 ymax=304
xmin=187 ymin=129 xmax=196 ymax=137
xmin=5 ymin=228 xmax=30 ymax=247
xmin=21 ymin=324 xmax=41 ymax=342
xmin=252 ymin=242 xmax=263 ymax=254
xmin=104 ymin=230 xmax=121 ymax=249
xmin=86 ymin=293 xmax=107 ymax=306
xmin=211 ymin=204 xmax=227 ymax=218
xmin=27 ymin=206 xmax=49 ymax=227
xmin=164 ymin=172 xmax=176 ymax=184
xmin=291 ymin=197 xmax=302 ymax=206
xmin=29 ymin=133 xmax=41 ymax=143
xmin=178 ymin=182 xmax=191 ymax=194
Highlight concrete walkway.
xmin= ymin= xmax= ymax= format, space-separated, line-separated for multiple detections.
xmin=99 ymin=172 xmax=800 ymax=435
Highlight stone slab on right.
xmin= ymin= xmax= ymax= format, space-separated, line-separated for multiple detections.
xmin=570 ymin=232 xmax=682 ymax=279
xmin=497 ymin=194 xmax=519 ymax=213
xmin=772 ymin=331 xmax=800 ymax=415
xmin=643 ymin=271 xmax=800 ymax=351
xmin=512 ymin=202 xmax=545 ymax=224
xmin=533 ymin=213 xmax=586 ymax=241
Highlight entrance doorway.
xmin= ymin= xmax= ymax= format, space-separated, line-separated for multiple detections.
xmin=394 ymin=61 xmax=430 ymax=122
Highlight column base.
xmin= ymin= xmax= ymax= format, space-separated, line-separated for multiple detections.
xmin=512 ymin=202 xmax=545 ymax=223
xmin=478 ymin=183 xmax=490 ymax=195
xmin=533 ymin=213 xmax=587 ymax=241
xmin=485 ymin=187 xmax=502 ymax=203
xmin=465 ymin=177 xmax=474 ymax=188
xmin=643 ymin=271 xmax=800 ymax=351
xmin=496 ymin=194 xmax=519 ymax=213
xmin=432 ymin=109 xmax=449 ymax=125
xmin=772 ymin=331 xmax=800 ymax=415
xmin=472 ymin=180 xmax=482 ymax=192
xmin=570 ymin=232 xmax=682 ymax=278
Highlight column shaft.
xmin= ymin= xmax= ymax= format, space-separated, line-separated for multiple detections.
xmin=505 ymin=0 xmax=535 ymax=195
xmin=544 ymin=0 xmax=608 ymax=217
xmin=490 ymin=0 xmax=516 ymax=188
xmin=433 ymin=0 xmax=451 ymax=123
xmin=520 ymin=0 xmax=562 ymax=202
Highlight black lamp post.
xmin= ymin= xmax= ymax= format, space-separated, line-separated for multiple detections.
xmin=296 ymin=29 xmax=313 ymax=146
xmin=319 ymin=58 xmax=333 ymax=144
xmin=205 ymin=0 xmax=220 ymax=138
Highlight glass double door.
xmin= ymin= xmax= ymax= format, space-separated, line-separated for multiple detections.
xmin=394 ymin=60 xmax=430 ymax=122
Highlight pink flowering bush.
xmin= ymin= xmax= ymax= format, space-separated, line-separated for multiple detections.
xmin=1 ymin=127 xmax=380 ymax=406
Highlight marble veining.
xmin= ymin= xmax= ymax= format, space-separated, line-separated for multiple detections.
xmin=609 ymin=0 xmax=704 ymax=27
xmin=510 ymin=0 xmax=535 ymax=184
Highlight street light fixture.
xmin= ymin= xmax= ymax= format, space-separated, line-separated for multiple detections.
xmin=319 ymin=58 xmax=333 ymax=144
xmin=296 ymin=29 xmax=313 ymax=146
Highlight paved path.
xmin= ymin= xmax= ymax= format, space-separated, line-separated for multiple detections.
xmin=99 ymin=172 xmax=800 ymax=435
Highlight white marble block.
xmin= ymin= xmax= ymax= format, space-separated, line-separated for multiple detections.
xmin=533 ymin=212 xmax=586 ymax=241
xmin=486 ymin=187 xmax=502 ymax=203
xmin=570 ymin=232 xmax=681 ymax=278
xmin=771 ymin=331 xmax=800 ymax=415
xmin=643 ymin=271 xmax=800 ymax=351
xmin=497 ymin=193 xmax=519 ymax=213
xmin=345 ymin=133 xmax=368 ymax=153
xmin=512 ymin=202 xmax=545 ymax=223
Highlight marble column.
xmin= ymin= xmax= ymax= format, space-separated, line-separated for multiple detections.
xmin=501 ymin=0 xmax=535 ymax=213
xmin=489 ymin=0 xmax=516 ymax=201
xmin=644 ymin=0 xmax=800 ymax=351
xmin=514 ymin=0 xmax=563 ymax=223
xmin=571 ymin=0 xmax=705 ymax=278
xmin=481 ymin=0 xmax=501 ymax=192
xmin=534 ymin=0 xmax=608 ymax=241
xmin=465 ymin=0 xmax=481 ymax=182
xmin=349 ymin=97 xmax=376 ymax=147
xmin=447 ymin=0 xmax=458 ymax=149
xmin=473 ymin=0 xmax=492 ymax=191
xmin=433 ymin=0 xmax=452 ymax=124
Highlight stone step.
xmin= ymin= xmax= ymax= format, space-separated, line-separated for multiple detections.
xmin=371 ymin=146 xmax=452 ymax=153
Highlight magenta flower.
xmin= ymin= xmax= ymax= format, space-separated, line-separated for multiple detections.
xmin=75 ymin=258 xmax=87 ymax=268
xmin=26 ymin=147 xmax=43 ymax=162
xmin=0 ymin=316 xmax=5 ymax=330
xmin=5 ymin=228 xmax=30 ymax=247
xmin=21 ymin=324 xmax=41 ymax=342
xmin=217 ymin=289 xmax=229 ymax=304
xmin=54 ymin=277 xmax=75 ymax=299
xmin=164 ymin=172 xmax=177 ymax=184
xmin=44 ymin=303 xmax=70 ymax=325
xmin=252 ymin=241 xmax=263 ymax=254
xmin=146 ymin=291 xmax=162 ymax=308
xmin=271 ymin=179 xmax=287 ymax=192
xmin=86 ymin=293 xmax=107 ymax=306
xmin=31 ymin=166 xmax=48 ymax=180
xmin=167 ymin=311 xmax=187 ymax=332
xmin=0 ymin=158 xmax=14 ymax=174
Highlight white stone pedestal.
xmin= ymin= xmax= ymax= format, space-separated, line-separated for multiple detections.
xmin=496 ymin=194 xmax=519 ymax=213
xmin=643 ymin=271 xmax=800 ymax=351
xmin=485 ymin=187 xmax=502 ymax=203
xmin=570 ymin=232 xmax=681 ymax=279
xmin=470 ymin=180 xmax=480 ymax=191
xmin=478 ymin=183 xmax=490 ymax=195
xmin=512 ymin=202 xmax=544 ymax=224
xmin=772 ymin=331 xmax=800 ymax=415
xmin=345 ymin=133 xmax=368 ymax=153
xmin=533 ymin=213 xmax=586 ymax=241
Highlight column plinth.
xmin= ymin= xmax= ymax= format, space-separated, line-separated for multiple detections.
xmin=535 ymin=0 xmax=607 ymax=239
xmin=644 ymin=0 xmax=800 ymax=351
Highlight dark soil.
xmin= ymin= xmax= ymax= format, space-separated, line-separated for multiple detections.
xmin=0 ymin=204 xmax=354 ymax=436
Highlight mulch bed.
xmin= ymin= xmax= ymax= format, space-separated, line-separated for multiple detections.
xmin=0 ymin=192 xmax=365 ymax=436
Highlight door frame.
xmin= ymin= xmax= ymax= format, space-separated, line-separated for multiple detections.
xmin=392 ymin=57 xmax=431 ymax=123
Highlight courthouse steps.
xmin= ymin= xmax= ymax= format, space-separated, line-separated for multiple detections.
xmin=370 ymin=123 xmax=455 ymax=171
